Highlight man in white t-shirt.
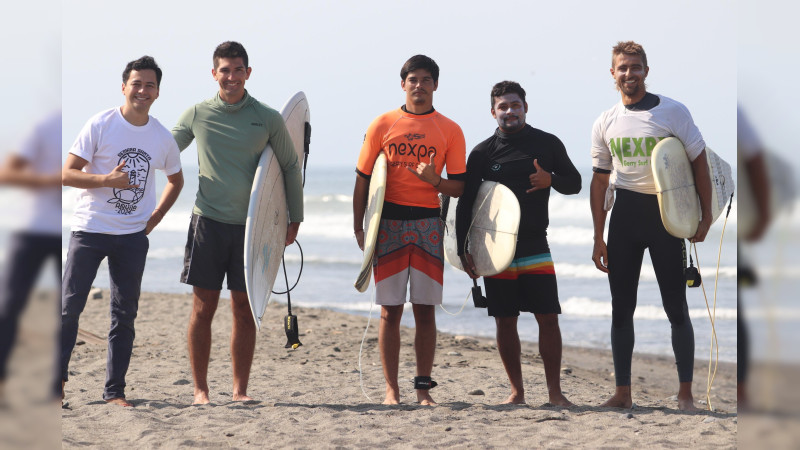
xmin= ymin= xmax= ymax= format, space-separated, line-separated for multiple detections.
xmin=589 ymin=41 xmax=712 ymax=411
xmin=0 ymin=110 xmax=62 ymax=403
xmin=61 ymin=56 xmax=184 ymax=407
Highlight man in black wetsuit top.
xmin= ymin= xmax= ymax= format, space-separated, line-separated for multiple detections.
xmin=456 ymin=81 xmax=581 ymax=405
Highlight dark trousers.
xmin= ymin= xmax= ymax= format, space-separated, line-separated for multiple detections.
xmin=0 ymin=233 xmax=61 ymax=381
xmin=607 ymin=189 xmax=694 ymax=386
xmin=61 ymin=230 xmax=148 ymax=400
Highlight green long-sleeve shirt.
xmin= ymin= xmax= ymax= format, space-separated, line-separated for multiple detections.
xmin=172 ymin=90 xmax=304 ymax=224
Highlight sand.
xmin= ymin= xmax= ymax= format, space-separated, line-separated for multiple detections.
xmin=57 ymin=290 xmax=738 ymax=448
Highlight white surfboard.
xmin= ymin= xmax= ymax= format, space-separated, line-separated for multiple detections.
xmin=442 ymin=181 xmax=520 ymax=276
xmin=354 ymin=153 xmax=387 ymax=293
xmin=244 ymin=92 xmax=309 ymax=329
xmin=651 ymin=137 xmax=734 ymax=239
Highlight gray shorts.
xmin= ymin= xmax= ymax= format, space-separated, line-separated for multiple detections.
xmin=181 ymin=214 xmax=246 ymax=292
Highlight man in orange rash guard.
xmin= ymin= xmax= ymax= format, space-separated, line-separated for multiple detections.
xmin=353 ymin=55 xmax=466 ymax=406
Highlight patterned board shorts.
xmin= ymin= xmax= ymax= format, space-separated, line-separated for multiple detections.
xmin=373 ymin=217 xmax=444 ymax=306
xmin=483 ymin=236 xmax=561 ymax=317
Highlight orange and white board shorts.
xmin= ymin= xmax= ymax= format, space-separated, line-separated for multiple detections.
xmin=373 ymin=217 xmax=444 ymax=306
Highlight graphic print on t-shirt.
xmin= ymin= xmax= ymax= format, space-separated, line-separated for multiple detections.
xmin=607 ymin=136 xmax=666 ymax=168
xmin=108 ymin=148 xmax=151 ymax=215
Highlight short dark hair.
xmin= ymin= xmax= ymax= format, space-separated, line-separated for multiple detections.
xmin=612 ymin=41 xmax=647 ymax=68
xmin=213 ymin=41 xmax=249 ymax=69
xmin=122 ymin=56 xmax=162 ymax=87
xmin=490 ymin=81 xmax=526 ymax=108
xmin=400 ymin=55 xmax=439 ymax=83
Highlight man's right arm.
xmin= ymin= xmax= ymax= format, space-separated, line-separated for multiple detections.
xmin=0 ymin=154 xmax=61 ymax=188
xmin=62 ymin=153 xmax=137 ymax=189
xmin=353 ymin=173 xmax=369 ymax=250
xmin=590 ymin=171 xmax=610 ymax=273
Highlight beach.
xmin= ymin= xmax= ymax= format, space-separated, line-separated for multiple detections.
xmin=52 ymin=167 xmax=743 ymax=448
xmin=59 ymin=165 xmax=741 ymax=364
xmin=59 ymin=289 xmax=738 ymax=448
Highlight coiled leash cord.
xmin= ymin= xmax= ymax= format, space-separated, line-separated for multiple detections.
xmin=692 ymin=192 xmax=734 ymax=411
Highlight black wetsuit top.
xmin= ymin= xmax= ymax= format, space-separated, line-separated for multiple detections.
xmin=455 ymin=124 xmax=581 ymax=255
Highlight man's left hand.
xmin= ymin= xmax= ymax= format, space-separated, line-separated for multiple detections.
xmin=526 ymin=159 xmax=551 ymax=193
xmin=145 ymin=210 xmax=164 ymax=235
xmin=286 ymin=222 xmax=301 ymax=246
xmin=690 ymin=216 xmax=711 ymax=243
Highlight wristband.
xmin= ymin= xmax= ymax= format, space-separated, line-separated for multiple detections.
xmin=433 ymin=176 xmax=442 ymax=188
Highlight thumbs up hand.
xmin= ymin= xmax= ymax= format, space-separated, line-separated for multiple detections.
xmin=526 ymin=158 xmax=551 ymax=193
xmin=104 ymin=160 xmax=140 ymax=189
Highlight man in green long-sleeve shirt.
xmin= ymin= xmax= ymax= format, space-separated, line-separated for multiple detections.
xmin=172 ymin=41 xmax=303 ymax=405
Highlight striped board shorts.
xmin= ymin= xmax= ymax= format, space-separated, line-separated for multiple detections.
xmin=373 ymin=217 xmax=444 ymax=306
xmin=483 ymin=235 xmax=561 ymax=317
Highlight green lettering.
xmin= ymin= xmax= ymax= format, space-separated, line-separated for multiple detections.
xmin=609 ymin=138 xmax=622 ymax=162
xmin=645 ymin=137 xmax=657 ymax=156
xmin=622 ymin=138 xmax=632 ymax=157
xmin=632 ymin=137 xmax=645 ymax=157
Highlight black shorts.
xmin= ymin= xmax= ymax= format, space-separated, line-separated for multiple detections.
xmin=180 ymin=213 xmax=246 ymax=292
xmin=483 ymin=236 xmax=561 ymax=317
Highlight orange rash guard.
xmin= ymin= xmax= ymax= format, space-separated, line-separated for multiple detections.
xmin=356 ymin=108 xmax=466 ymax=208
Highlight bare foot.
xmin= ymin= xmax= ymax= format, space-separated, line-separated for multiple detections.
xmin=416 ymin=391 xmax=437 ymax=406
xmin=548 ymin=393 xmax=574 ymax=408
xmin=383 ymin=386 xmax=400 ymax=405
xmin=678 ymin=396 xmax=701 ymax=411
xmin=382 ymin=397 xmax=400 ymax=405
xmin=502 ymin=393 xmax=526 ymax=405
xmin=232 ymin=393 xmax=253 ymax=402
xmin=193 ymin=391 xmax=210 ymax=405
xmin=737 ymin=383 xmax=749 ymax=411
xmin=677 ymin=381 xmax=700 ymax=411
xmin=105 ymin=397 xmax=133 ymax=407
xmin=600 ymin=394 xmax=632 ymax=409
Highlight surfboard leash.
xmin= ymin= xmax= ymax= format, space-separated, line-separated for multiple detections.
xmin=439 ymin=288 xmax=472 ymax=316
xmin=302 ymin=121 xmax=311 ymax=187
xmin=357 ymin=282 xmax=377 ymax=402
xmin=280 ymin=251 xmax=302 ymax=349
xmin=272 ymin=240 xmax=304 ymax=295
xmin=439 ymin=189 xmax=493 ymax=316
xmin=274 ymin=240 xmax=305 ymax=349
xmin=694 ymin=192 xmax=734 ymax=411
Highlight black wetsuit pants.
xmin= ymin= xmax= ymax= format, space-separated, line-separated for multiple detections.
xmin=607 ymin=189 xmax=694 ymax=386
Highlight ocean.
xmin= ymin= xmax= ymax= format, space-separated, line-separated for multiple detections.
xmin=50 ymin=163 xmax=746 ymax=364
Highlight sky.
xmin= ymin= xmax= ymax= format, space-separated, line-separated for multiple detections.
xmin=47 ymin=0 xmax=740 ymax=173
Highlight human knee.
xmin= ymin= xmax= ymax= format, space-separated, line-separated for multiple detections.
xmin=664 ymin=301 xmax=690 ymax=327
xmin=412 ymin=305 xmax=436 ymax=326
xmin=380 ymin=305 xmax=404 ymax=324
xmin=535 ymin=313 xmax=559 ymax=329
xmin=230 ymin=297 xmax=253 ymax=321
xmin=191 ymin=301 xmax=217 ymax=322
xmin=110 ymin=308 xmax=138 ymax=329
xmin=495 ymin=316 xmax=518 ymax=329
xmin=611 ymin=310 xmax=634 ymax=329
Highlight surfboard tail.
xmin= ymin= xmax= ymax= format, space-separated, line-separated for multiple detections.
xmin=354 ymin=266 xmax=372 ymax=293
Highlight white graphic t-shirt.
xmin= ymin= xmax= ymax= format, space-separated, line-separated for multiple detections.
xmin=16 ymin=109 xmax=62 ymax=235
xmin=591 ymin=94 xmax=705 ymax=195
xmin=69 ymin=107 xmax=181 ymax=234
